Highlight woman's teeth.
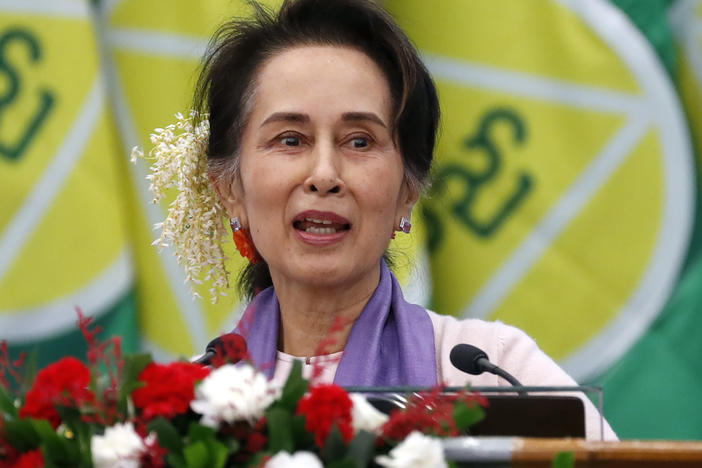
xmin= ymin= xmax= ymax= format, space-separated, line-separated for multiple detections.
xmin=306 ymin=217 xmax=332 ymax=225
xmin=295 ymin=216 xmax=349 ymax=234
xmin=306 ymin=226 xmax=337 ymax=234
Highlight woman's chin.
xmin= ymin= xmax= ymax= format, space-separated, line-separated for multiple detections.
xmin=271 ymin=256 xmax=379 ymax=291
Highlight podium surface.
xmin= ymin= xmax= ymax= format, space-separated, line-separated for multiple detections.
xmin=443 ymin=437 xmax=702 ymax=466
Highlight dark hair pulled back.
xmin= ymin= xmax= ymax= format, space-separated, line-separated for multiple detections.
xmin=194 ymin=0 xmax=440 ymax=300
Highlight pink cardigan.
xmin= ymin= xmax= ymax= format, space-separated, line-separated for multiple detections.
xmin=273 ymin=311 xmax=618 ymax=440
xmin=427 ymin=311 xmax=617 ymax=440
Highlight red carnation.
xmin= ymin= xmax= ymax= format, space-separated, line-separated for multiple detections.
xmin=19 ymin=357 xmax=94 ymax=429
xmin=296 ymin=384 xmax=353 ymax=447
xmin=132 ymin=362 xmax=210 ymax=422
xmin=140 ymin=436 xmax=167 ymax=468
xmin=245 ymin=431 xmax=267 ymax=453
xmin=9 ymin=449 xmax=44 ymax=468
xmin=381 ymin=389 xmax=487 ymax=441
xmin=221 ymin=418 xmax=268 ymax=464
xmin=381 ymin=406 xmax=444 ymax=441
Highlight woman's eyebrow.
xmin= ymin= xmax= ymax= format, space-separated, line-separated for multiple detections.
xmin=260 ymin=112 xmax=310 ymax=127
xmin=260 ymin=111 xmax=387 ymax=128
xmin=342 ymin=112 xmax=387 ymax=128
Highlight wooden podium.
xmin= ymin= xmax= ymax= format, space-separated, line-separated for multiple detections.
xmin=356 ymin=386 xmax=702 ymax=465
xmin=442 ymin=437 xmax=702 ymax=467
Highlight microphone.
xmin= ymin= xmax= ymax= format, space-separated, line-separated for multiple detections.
xmin=194 ymin=333 xmax=248 ymax=366
xmin=450 ymin=343 xmax=523 ymax=387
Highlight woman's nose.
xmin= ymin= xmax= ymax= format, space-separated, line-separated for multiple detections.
xmin=304 ymin=144 xmax=344 ymax=195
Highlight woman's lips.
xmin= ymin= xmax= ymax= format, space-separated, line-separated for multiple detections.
xmin=292 ymin=210 xmax=351 ymax=245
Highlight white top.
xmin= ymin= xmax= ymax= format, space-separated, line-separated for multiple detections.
xmin=274 ymin=349 xmax=343 ymax=385
xmin=272 ymin=311 xmax=618 ymax=441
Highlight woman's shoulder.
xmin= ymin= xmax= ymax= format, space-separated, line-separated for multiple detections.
xmin=424 ymin=310 xmax=618 ymax=441
xmin=426 ymin=310 xmax=531 ymax=359
xmin=426 ymin=309 xmax=523 ymax=335
xmin=425 ymin=310 xmax=574 ymax=387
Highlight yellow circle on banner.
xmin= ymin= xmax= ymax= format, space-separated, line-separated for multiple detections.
xmin=386 ymin=0 xmax=694 ymax=379
xmin=0 ymin=6 xmax=131 ymax=341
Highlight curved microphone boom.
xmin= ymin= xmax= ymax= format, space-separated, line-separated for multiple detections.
xmin=450 ymin=343 xmax=523 ymax=387
xmin=194 ymin=333 xmax=248 ymax=366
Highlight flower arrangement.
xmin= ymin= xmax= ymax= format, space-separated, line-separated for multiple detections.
xmin=0 ymin=313 xmax=487 ymax=468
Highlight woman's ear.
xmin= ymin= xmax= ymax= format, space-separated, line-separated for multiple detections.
xmin=211 ymin=173 xmax=246 ymax=223
xmin=395 ymin=178 xmax=420 ymax=225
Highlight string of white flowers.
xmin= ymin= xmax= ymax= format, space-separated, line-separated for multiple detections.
xmin=131 ymin=111 xmax=230 ymax=303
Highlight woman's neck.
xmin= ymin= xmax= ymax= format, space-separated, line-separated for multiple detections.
xmin=270 ymin=267 xmax=380 ymax=357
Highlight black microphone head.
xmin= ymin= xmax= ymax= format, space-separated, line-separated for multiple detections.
xmin=206 ymin=333 xmax=246 ymax=350
xmin=205 ymin=333 xmax=248 ymax=363
xmin=450 ymin=343 xmax=490 ymax=376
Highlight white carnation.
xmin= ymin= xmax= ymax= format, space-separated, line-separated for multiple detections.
xmin=265 ymin=451 xmax=323 ymax=468
xmin=190 ymin=363 xmax=279 ymax=428
xmin=350 ymin=393 xmax=389 ymax=434
xmin=90 ymin=422 xmax=145 ymax=468
xmin=376 ymin=431 xmax=447 ymax=468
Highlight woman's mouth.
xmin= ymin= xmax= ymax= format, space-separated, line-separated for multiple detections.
xmin=292 ymin=211 xmax=351 ymax=244
xmin=293 ymin=217 xmax=351 ymax=234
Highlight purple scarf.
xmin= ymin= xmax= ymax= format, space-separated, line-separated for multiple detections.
xmin=234 ymin=260 xmax=437 ymax=387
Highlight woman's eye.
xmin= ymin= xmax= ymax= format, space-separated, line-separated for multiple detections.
xmin=281 ymin=136 xmax=300 ymax=147
xmin=350 ymin=137 xmax=369 ymax=149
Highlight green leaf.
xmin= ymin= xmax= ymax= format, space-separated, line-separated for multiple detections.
xmin=552 ymin=451 xmax=575 ymax=468
xmin=277 ymin=360 xmax=308 ymax=411
xmin=30 ymin=419 xmax=72 ymax=462
xmin=166 ymin=453 xmax=188 ymax=468
xmin=119 ymin=353 xmax=152 ymax=407
xmin=54 ymin=405 xmax=83 ymax=431
xmin=452 ymin=401 xmax=484 ymax=431
xmin=148 ymin=417 xmax=184 ymax=454
xmin=345 ymin=430 xmax=376 ymax=468
xmin=266 ymin=407 xmax=294 ymax=453
xmin=184 ymin=440 xmax=208 ymax=468
xmin=205 ymin=439 xmax=229 ymax=468
xmin=186 ymin=423 xmax=229 ymax=468
xmin=0 ymin=385 xmax=18 ymax=417
xmin=322 ymin=425 xmax=348 ymax=462
xmin=54 ymin=404 xmax=91 ymax=459
xmin=39 ymin=448 xmax=60 ymax=468
xmin=327 ymin=458 xmax=357 ymax=468
xmin=4 ymin=418 xmax=40 ymax=451
xmin=123 ymin=353 xmax=153 ymax=382
xmin=188 ymin=422 xmax=216 ymax=442
xmin=291 ymin=413 xmax=314 ymax=447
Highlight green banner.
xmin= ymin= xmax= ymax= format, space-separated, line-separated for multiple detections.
xmin=595 ymin=0 xmax=702 ymax=439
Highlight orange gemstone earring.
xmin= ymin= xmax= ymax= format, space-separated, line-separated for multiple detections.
xmin=230 ymin=217 xmax=261 ymax=264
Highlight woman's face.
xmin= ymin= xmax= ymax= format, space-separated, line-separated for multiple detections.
xmin=220 ymin=45 xmax=416 ymax=289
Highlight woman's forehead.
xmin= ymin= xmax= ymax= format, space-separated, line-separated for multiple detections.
xmin=248 ymin=45 xmax=393 ymax=126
